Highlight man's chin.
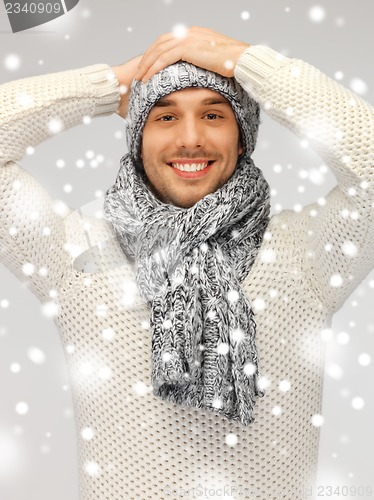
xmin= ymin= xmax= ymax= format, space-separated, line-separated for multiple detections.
xmin=147 ymin=177 xmax=221 ymax=208
xmin=164 ymin=188 xmax=217 ymax=208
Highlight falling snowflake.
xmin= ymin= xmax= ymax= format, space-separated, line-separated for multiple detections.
xmin=330 ymin=274 xmax=343 ymax=287
xmin=212 ymin=398 xmax=223 ymax=409
xmin=84 ymin=461 xmax=101 ymax=477
xmin=76 ymin=159 xmax=85 ymax=168
xmin=326 ymin=363 xmax=343 ymax=380
xmin=17 ymin=93 xmax=34 ymax=109
xmin=257 ymin=376 xmax=271 ymax=391
xmin=227 ymin=290 xmax=239 ymax=303
xmin=95 ymin=304 xmax=108 ymax=317
xmin=22 ymin=263 xmax=34 ymax=276
xmin=207 ymin=310 xmax=216 ymax=321
xmin=311 ymin=414 xmax=324 ymax=427
xmin=252 ymin=298 xmax=266 ymax=311
xmin=133 ymin=381 xmax=149 ymax=396
xmin=27 ymin=347 xmax=46 ymax=365
xmin=217 ymin=343 xmax=229 ymax=355
xmin=48 ymin=118 xmax=64 ymax=134
xmin=260 ymin=249 xmax=276 ymax=263
xmin=351 ymin=397 xmax=364 ymax=410
xmin=225 ymin=433 xmax=238 ymax=446
xmin=335 ymin=17 xmax=346 ymax=27
xmin=81 ymin=8 xmax=91 ymax=19
xmin=162 ymin=352 xmax=172 ymax=362
xmin=81 ymin=427 xmax=94 ymax=440
xmin=334 ymin=71 xmax=344 ymax=81
xmin=358 ymin=353 xmax=371 ymax=367
xmin=102 ymin=328 xmax=115 ymax=341
xmin=272 ymin=406 xmax=282 ymax=416
xmin=53 ymin=200 xmax=69 ymax=216
xmin=336 ymin=331 xmax=349 ymax=345
xmin=79 ymin=363 xmax=93 ymax=376
xmin=172 ymin=24 xmax=188 ymax=39
xmin=244 ymin=363 xmax=256 ymax=376
xmin=4 ymin=54 xmax=21 ymax=71
xmin=39 ymin=268 xmax=48 ymax=277
xmin=10 ymin=363 xmax=21 ymax=374
xmin=231 ymin=328 xmax=244 ymax=343
xmin=342 ymin=241 xmax=358 ymax=257
xmin=308 ymin=168 xmax=325 ymax=185
xmin=121 ymin=280 xmax=138 ymax=308
xmin=350 ymin=78 xmax=368 ymax=96
xmin=41 ymin=301 xmax=59 ymax=318
xmin=279 ymin=380 xmax=291 ymax=392
xmin=163 ymin=319 xmax=173 ymax=330
xmin=308 ymin=6 xmax=326 ymax=23
xmin=15 ymin=402 xmax=29 ymax=415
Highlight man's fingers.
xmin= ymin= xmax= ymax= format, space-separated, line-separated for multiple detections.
xmin=140 ymin=46 xmax=185 ymax=82
xmin=135 ymin=38 xmax=183 ymax=80
xmin=134 ymin=26 xmax=249 ymax=82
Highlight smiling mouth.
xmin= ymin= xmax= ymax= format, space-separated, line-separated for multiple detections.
xmin=168 ymin=161 xmax=214 ymax=172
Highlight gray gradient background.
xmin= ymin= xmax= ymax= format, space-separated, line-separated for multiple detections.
xmin=0 ymin=1 xmax=373 ymax=499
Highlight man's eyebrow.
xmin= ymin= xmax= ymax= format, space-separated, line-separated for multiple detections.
xmin=152 ymin=98 xmax=176 ymax=108
xmin=200 ymin=96 xmax=230 ymax=106
xmin=152 ymin=95 xmax=230 ymax=107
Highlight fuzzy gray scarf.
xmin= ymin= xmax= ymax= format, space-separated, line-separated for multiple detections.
xmin=105 ymin=153 xmax=270 ymax=425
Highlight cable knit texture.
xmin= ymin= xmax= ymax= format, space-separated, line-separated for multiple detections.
xmin=0 ymin=47 xmax=373 ymax=499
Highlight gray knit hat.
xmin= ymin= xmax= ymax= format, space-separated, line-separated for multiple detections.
xmin=125 ymin=61 xmax=260 ymax=163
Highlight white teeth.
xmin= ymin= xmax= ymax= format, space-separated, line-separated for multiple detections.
xmin=171 ymin=162 xmax=209 ymax=172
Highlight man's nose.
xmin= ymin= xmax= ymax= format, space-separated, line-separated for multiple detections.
xmin=175 ymin=118 xmax=204 ymax=149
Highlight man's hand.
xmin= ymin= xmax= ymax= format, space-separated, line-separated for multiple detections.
xmin=134 ymin=27 xmax=250 ymax=83
xmin=112 ymin=55 xmax=143 ymax=118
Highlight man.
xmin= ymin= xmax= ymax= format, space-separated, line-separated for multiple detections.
xmin=0 ymin=27 xmax=373 ymax=499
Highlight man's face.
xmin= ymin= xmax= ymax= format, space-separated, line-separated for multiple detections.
xmin=140 ymin=87 xmax=243 ymax=208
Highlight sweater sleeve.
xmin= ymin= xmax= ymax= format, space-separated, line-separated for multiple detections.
xmin=235 ymin=45 xmax=374 ymax=313
xmin=0 ymin=65 xmax=120 ymax=300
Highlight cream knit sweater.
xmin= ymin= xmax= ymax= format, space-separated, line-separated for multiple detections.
xmin=0 ymin=46 xmax=373 ymax=500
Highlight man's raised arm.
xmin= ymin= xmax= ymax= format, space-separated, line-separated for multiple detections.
xmin=0 ymin=63 xmax=120 ymax=299
xmin=234 ymin=44 xmax=373 ymax=313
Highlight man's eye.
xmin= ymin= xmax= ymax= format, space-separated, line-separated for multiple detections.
xmin=205 ymin=113 xmax=219 ymax=120
xmin=159 ymin=115 xmax=174 ymax=121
